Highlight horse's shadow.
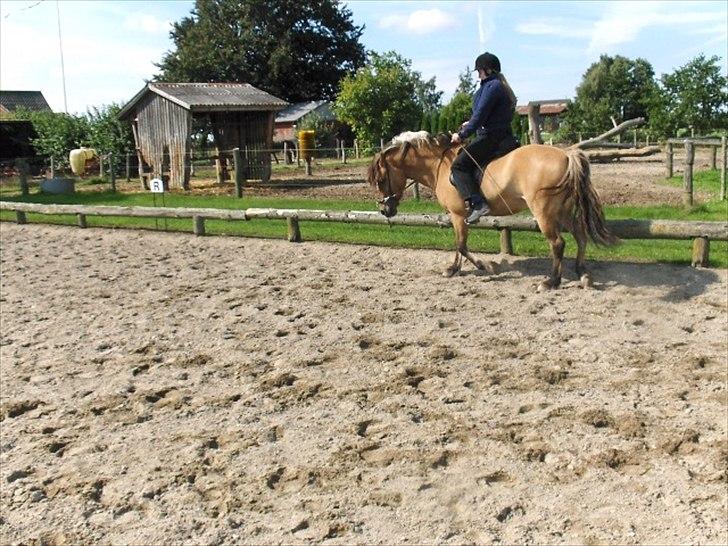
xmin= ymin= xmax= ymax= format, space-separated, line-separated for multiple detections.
xmin=463 ymin=255 xmax=724 ymax=302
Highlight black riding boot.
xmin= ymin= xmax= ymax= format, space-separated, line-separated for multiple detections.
xmin=450 ymin=171 xmax=490 ymax=224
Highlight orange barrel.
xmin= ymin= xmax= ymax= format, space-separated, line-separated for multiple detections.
xmin=298 ymin=130 xmax=315 ymax=161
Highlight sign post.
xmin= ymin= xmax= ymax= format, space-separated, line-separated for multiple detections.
xmin=149 ymin=177 xmax=167 ymax=230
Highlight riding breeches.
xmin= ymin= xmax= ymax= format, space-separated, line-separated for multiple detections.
xmin=450 ymin=128 xmax=512 ymax=201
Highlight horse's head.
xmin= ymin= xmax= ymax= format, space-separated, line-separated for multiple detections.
xmin=367 ymin=141 xmax=415 ymax=218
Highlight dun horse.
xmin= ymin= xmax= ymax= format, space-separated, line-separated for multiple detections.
xmin=367 ymin=131 xmax=617 ymax=290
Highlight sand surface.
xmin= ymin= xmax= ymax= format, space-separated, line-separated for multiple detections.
xmin=1 ymin=222 xmax=726 ymax=545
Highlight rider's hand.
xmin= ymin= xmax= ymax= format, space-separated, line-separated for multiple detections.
xmin=451 ymin=132 xmax=462 ymax=145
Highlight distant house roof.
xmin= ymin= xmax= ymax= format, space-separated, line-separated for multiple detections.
xmin=0 ymin=91 xmax=52 ymax=113
xmin=275 ymin=101 xmax=334 ymax=124
xmin=119 ymin=82 xmax=288 ymax=119
xmin=516 ymin=99 xmax=569 ymax=116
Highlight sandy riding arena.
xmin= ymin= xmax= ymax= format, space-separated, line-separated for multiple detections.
xmin=1 ymin=222 xmax=726 ymax=545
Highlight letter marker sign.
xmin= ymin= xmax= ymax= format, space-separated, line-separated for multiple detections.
xmin=150 ymin=178 xmax=164 ymax=193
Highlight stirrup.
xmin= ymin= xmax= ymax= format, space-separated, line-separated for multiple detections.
xmin=466 ymin=202 xmax=490 ymax=224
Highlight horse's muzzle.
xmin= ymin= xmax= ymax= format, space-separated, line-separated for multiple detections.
xmin=378 ymin=195 xmax=398 ymax=218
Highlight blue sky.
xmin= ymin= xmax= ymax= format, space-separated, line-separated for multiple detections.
xmin=1 ymin=0 xmax=725 ymax=114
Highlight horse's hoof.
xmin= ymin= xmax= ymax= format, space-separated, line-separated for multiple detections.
xmin=580 ymin=273 xmax=593 ymax=289
xmin=537 ymin=280 xmax=555 ymax=292
xmin=484 ymin=260 xmax=499 ymax=275
xmin=443 ymin=267 xmax=459 ymax=278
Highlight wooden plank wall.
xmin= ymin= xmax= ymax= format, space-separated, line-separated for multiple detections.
xmin=135 ymin=93 xmax=192 ymax=189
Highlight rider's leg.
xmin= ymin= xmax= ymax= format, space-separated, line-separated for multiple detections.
xmin=450 ymin=136 xmax=499 ymax=223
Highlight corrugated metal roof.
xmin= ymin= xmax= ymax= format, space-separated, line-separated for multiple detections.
xmin=0 ymin=91 xmax=52 ymax=113
xmin=119 ymin=82 xmax=288 ymax=119
xmin=275 ymin=101 xmax=334 ymax=123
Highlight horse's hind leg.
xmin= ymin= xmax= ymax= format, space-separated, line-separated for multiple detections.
xmin=537 ymin=224 xmax=565 ymax=291
xmin=571 ymin=227 xmax=593 ymax=288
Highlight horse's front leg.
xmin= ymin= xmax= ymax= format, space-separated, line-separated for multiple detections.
xmin=446 ymin=214 xmax=498 ymax=276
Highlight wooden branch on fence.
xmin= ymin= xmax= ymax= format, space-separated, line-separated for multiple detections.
xmin=586 ymin=146 xmax=663 ymax=163
xmin=570 ymin=117 xmax=645 ymax=150
xmin=2 ymin=202 xmax=726 ymax=241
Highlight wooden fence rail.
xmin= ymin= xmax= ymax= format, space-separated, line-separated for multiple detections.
xmin=2 ymin=202 xmax=726 ymax=266
xmin=665 ymin=137 xmax=726 ymax=200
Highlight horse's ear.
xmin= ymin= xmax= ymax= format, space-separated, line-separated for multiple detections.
xmin=399 ymin=142 xmax=411 ymax=160
xmin=435 ymin=133 xmax=451 ymax=148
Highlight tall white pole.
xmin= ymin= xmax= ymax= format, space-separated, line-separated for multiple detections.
xmin=56 ymin=0 xmax=68 ymax=113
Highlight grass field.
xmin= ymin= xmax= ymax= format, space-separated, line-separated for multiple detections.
xmin=1 ymin=170 xmax=726 ymax=267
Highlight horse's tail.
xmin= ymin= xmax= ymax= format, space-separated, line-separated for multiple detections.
xmin=565 ymin=148 xmax=619 ymax=246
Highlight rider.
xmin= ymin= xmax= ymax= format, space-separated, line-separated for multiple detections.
xmin=450 ymin=52 xmax=517 ymax=224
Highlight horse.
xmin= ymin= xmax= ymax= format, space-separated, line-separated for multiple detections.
xmin=367 ymin=131 xmax=617 ymax=290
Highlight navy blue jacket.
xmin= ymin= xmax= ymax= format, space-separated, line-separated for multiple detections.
xmin=458 ymin=74 xmax=513 ymax=139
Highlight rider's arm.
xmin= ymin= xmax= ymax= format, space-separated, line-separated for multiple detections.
xmin=458 ymin=81 xmax=504 ymax=140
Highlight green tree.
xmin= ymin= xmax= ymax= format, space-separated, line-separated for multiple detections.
xmin=437 ymin=105 xmax=449 ymax=133
xmin=86 ymin=104 xmax=134 ymax=159
xmin=455 ymin=67 xmax=476 ymax=95
xmin=334 ymin=51 xmax=437 ymax=147
xmin=647 ymin=54 xmax=728 ymax=138
xmin=563 ymin=54 xmax=657 ymax=138
xmin=156 ymin=0 xmax=365 ymax=102
xmin=428 ymin=111 xmax=439 ymax=134
xmin=15 ymin=108 xmax=89 ymax=167
xmin=443 ymin=92 xmax=472 ymax=134
xmin=419 ymin=112 xmax=429 ymax=131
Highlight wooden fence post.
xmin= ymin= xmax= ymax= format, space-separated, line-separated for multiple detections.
xmin=354 ymin=139 xmax=360 ymax=159
xmin=15 ymin=211 xmax=27 ymax=224
xmin=50 ymin=156 xmax=55 ymax=179
xmin=77 ymin=213 xmax=87 ymax=228
xmin=633 ymin=130 xmax=637 ymax=148
xmin=233 ymin=148 xmax=244 ymax=198
xmin=16 ymin=158 xmax=29 ymax=196
xmin=666 ymin=142 xmax=674 ymax=178
xmin=125 ymin=153 xmax=131 ymax=181
xmin=341 ymin=141 xmax=346 ymax=164
xmin=99 ymin=156 xmax=104 ymax=179
xmin=109 ymin=154 xmax=116 ymax=192
xmin=691 ymin=237 xmax=709 ymax=267
xmin=527 ymin=102 xmax=543 ymax=145
xmin=683 ymin=141 xmax=694 ymax=207
xmin=412 ymin=182 xmax=420 ymax=201
xmin=287 ymin=217 xmax=302 ymax=242
xmin=305 ymin=157 xmax=312 ymax=176
xmin=193 ymin=215 xmax=206 ymax=236
xmin=499 ymin=228 xmax=514 ymax=255
xmin=710 ymin=145 xmax=717 ymax=170
xmin=721 ymin=136 xmax=726 ymax=201
xmin=380 ymin=138 xmax=385 ymax=150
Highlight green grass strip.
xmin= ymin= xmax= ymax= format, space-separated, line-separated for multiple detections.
xmin=1 ymin=172 xmax=726 ymax=267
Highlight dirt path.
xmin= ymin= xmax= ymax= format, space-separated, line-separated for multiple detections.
xmin=1 ymin=223 xmax=726 ymax=545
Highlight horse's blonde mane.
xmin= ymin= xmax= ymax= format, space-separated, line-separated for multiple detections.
xmin=390 ymin=131 xmax=433 ymax=148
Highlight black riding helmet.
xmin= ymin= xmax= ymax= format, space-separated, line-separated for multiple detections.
xmin=474 ymin=52 xmax=501 ymax=72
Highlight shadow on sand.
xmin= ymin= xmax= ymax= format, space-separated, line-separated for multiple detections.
xmin=464 ymin=255 xmax=725 ymax=302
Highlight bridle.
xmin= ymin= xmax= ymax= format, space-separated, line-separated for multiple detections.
xmin=376 ymin=147 xmax=417 ymax=209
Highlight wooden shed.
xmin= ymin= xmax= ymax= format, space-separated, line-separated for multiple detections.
xmin=118 ymin=83 xmax=287 ymax=189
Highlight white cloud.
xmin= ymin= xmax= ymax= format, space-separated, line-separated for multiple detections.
xmin=515 ymin=2 xmax=726 ymax=55
xmin=516 ymin=19 xmax=591 ymax=39
xmin=477 ymin=4 xmax=495 ymax=50
xmin=1 ymin=19 xmax=168 ymax=113
xmin=379 ymin=8 xmax=457 ymax=34
xmin=123 ymin=13 xmax=172 ymax=35
xmin=588 ymin=2 xmax=723 ymax=53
